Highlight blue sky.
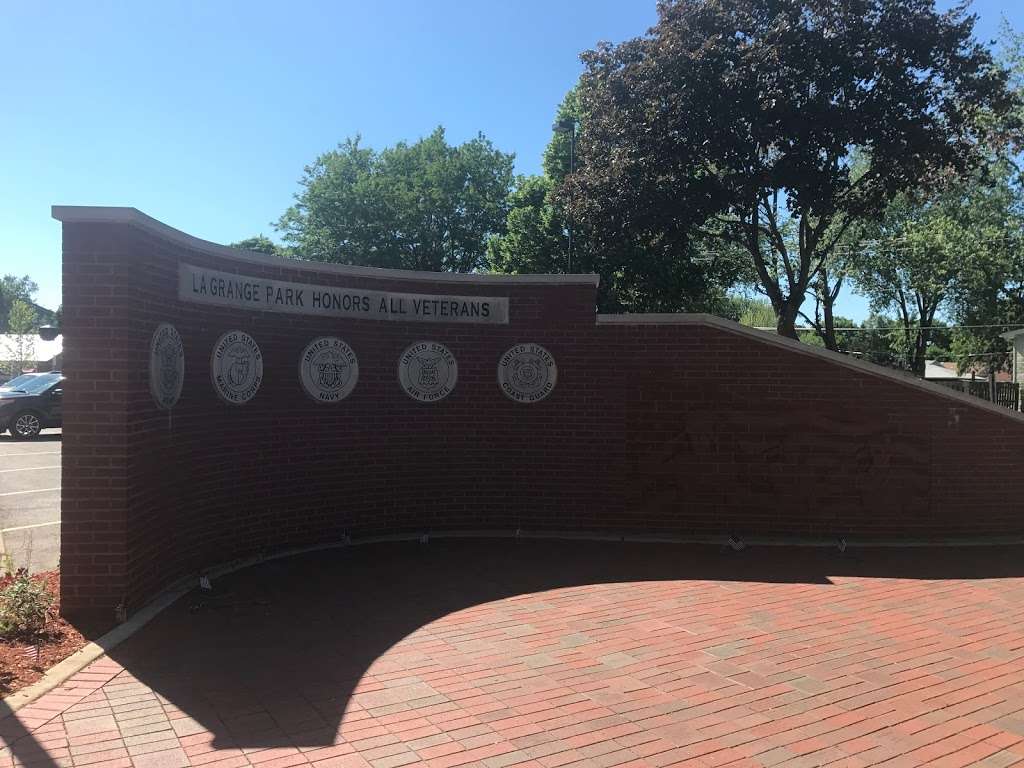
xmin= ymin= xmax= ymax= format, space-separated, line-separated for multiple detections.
xmin=2 ymin=0 xmax=1020 ymax=319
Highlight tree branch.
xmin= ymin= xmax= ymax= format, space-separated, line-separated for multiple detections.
xmin=760 ymin=194 xmax=795 ymax=289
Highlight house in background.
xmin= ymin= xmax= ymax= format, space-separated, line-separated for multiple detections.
xmin=925 ymin=356 xmax=1017 ymax=411
xmin=923 ymin=359 xmax=1011 ymax=383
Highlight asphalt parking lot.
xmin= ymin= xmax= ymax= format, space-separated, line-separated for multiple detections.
xmin=0 ymin=429 xmax=61 ymax=572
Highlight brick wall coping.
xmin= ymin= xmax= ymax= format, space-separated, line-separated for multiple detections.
xmin=51 ymin=205 xmax=601 ymax=287
xmin=600 ymin=312 xmax=1024 ymax=424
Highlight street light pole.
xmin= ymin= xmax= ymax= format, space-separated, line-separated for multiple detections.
xmin=552 ymin=117 xmax=577 ymax=273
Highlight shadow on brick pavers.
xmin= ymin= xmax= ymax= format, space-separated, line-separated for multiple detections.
xmin=10 ymin=537 xmax=1024 ymax=767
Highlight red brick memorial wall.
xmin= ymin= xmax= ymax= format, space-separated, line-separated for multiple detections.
xmin=54 ymin=207 xmax=1024 ymax=618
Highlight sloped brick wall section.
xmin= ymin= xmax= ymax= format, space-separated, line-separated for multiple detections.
xmin=54 ymin=206 xmax=1024 ymax=619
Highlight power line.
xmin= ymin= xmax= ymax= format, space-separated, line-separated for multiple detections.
xmin=940 ymin=351 xmax=1011 ymax=358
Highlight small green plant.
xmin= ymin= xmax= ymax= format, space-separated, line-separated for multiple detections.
xmin=0 ymin=569 xmax=54 ymax=638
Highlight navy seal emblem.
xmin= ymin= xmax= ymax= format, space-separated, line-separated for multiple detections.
xmin=211 ymin=330 xmax=263 ymax=405
xmin=299 ymin=337 xmax=358 ymax=403
xmin=498 ymin=343 xmax=557 ymax=403
xmin=148 ymin=323 xmax=184 ymax=410
xmin=398 ymin=341 xmax=457 ymax=402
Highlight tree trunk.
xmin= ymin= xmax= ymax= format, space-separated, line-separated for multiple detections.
xmin=910 ymin=329 xmax=930 ymax=376
xmin=822 ymin=301 xmax=838 ymax=351
xmin=776 ymin=302 xmax=800 ymax=339
xmin=817 ymin=270 xmax=842 ymax=352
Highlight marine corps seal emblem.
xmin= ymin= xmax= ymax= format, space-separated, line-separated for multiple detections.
xmin=149 ymin=323 xmax=184 ymax=410
xmin=299 ymin=337 xmax=358 ymax=403
xmin=211 ymin=330 xmax=263 ymax=405
xmin=398 ymin=341 xmax=457 ymax=402
xmin=497 ymin=343 xmax=557 ymax=403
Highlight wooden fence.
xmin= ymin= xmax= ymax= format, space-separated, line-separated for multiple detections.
xmin=933 ymin=379 xmax=1020 ymax=411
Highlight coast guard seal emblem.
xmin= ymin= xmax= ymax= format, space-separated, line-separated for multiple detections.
xmin=211 ymin=330 xmax=263 ymax=405
xmin=148 ymin=323 xmax=184 ymax=409
xmin=498 ymin=343 xmax=557 ymax=403
xmin=398 ymin=341 xmax=457 ymax=402
xmin=299 ymin=337 xmax=358 ymax=403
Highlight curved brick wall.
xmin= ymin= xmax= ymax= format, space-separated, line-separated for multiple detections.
xmin=55 ymin=207 xmax=1024 ymax=618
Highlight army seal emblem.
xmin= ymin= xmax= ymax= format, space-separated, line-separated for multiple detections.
xmin=398 ymin=341 xmax=457 ymax=402
xmin=211 ymin=330 xmax=263 ymax=405
xmin=149 ymin=323 xmax=184 ymax=410
xmin=498 ymin=343 xmax=557 ymax=403
xmin=299 ymin=337 xmax=358 ymax=403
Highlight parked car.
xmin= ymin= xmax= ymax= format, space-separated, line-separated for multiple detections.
xmin=0 ymin=372 xmax=48 ymax=391
xmin=0 ymin=372 xmax=64 ymax=439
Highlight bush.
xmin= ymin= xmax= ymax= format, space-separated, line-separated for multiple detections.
xmin=0 ymin=569 xmax=54 ymax=638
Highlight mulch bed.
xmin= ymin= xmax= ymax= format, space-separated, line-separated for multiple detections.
xmin=0 ymin=571 xmax=92 ymax=697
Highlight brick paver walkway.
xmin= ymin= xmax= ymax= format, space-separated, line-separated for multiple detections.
xmin=5 ymin=540 xmax=1024 ymax=768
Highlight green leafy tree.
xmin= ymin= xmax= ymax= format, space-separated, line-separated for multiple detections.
xmin=564 ymin=0 xmax=1019 ymax=339
xmin=8 ymin=299 xmax=36 ymax=335
xmin=948 ymin=241 xmax=1024 ymax=377
xmin=726 ymin=296 xmax=776 ymax=328
xmin=543 ymin=87 xmax=582 ymax=184
xmin=799 ymin=315 xmax=857 ymax=349
xmin=487 ymin=90 xmax=585 ymax=285
xmin=3 ymin=299 xmax=38 ymax=376
xmin=845 ymin=315 xmax=907 ymax=368
xmin=797 ymin=151 xmax=879 ymax=351
xmin=946 ymin=227 xmax=1024 ymax=376
xmin=0 ymin=276 xmax=38 ymax=333
xmin=277 ymin=128 xmax=514 ymax=272
xmin=490 ymin=90 xmax=747 ymax=313
xmin=850 ymin=200 xmax=962 ymax=376
xmin=794 ymin=312 xmax=948 ymax=369
xmin=488 ymin=172 xmax=745 ymax=312
xmin=859 ymin=315 xmax=949 ymax=369
xmin=943 ymin=29 xmax=1024 ymax=376
xmin=852 ymin=162 xmax=1021 ymax=376
xmin=231 ymin=235 xmax=288 ymax=257
xmin=487 ymin=175 xmax=567 ymax=275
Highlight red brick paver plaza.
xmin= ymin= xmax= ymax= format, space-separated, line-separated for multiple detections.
xmin=5 ymin=540 xmax=1024 ymax=768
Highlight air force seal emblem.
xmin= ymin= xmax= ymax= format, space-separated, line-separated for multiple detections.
xmin=211 ymin=330 xmax=263 ymax=405
xmin=498 ymin=343 xmax=557 ymax=403
xmin=398 ymin=341 xmax=457 ymax=402
xmin=299 ymin=337 xmax=358 ymax=403
xmin=148 ymin=323 xmax=184 ymax=410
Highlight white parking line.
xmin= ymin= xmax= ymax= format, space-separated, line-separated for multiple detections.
xmin=0 ymin=487 xmax=60 ymax=497
xmin=0 ymin=465 xmax=61 ymax=473
xmin=0 ymin=520 xmax=60 ymax=533
xmin=0 ymin=450 xmax=61 ymax=457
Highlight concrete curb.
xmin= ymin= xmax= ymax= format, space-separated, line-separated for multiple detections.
xmin=6 ymin=530 xmax=1024 ymax=719
xmin=0 ymin=582 xmax=191 ymax=719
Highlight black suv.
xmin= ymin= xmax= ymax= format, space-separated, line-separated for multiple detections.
xmin=0 ymin=372 xmax=64 ymax=439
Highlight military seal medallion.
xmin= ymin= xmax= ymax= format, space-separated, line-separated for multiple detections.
xmin=211 ymin=330 xmax=263 ymax=405
xmin=299 ymin=337 xmax=358 ymax=403
xmin=149 ymin=323 xmax=184 ymax=409
xmin=497 ymin=343 xmax=557 ymax=403
xmin=398 ymin=341 xmax=457 ymax=402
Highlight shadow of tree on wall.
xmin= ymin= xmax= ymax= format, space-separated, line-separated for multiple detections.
xmin=5 ymin=538 xmax=1024 ymax=766
xmin=631 ymin=405 xmax=931 ymax=529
